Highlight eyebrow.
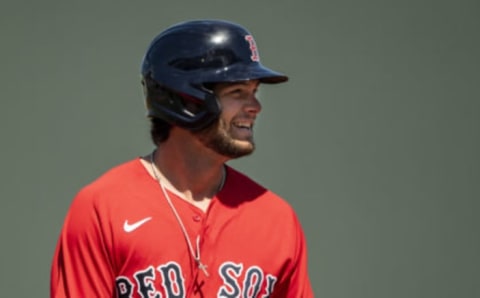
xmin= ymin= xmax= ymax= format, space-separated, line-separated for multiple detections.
xmin=214 ymin=80 xmax=260 ymax=93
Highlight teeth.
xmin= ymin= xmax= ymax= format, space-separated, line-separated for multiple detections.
xmin=235 ymin=123 xmax=251 ymax=129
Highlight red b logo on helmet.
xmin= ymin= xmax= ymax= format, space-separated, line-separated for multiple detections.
xmin=245 ymin=35 xmax=260 ymax=62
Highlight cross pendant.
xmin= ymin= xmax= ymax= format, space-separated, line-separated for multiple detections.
xmin=197 ymin=261 xmax=209 ymax=277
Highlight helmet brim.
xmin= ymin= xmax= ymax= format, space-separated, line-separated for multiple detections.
xmin=197 ymin=63 xmax=288 ymax=85
xmin=251 ymin=64 xmax=289 ymax=84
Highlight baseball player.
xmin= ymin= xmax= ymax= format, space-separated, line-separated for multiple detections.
xmin=50 ymin=19 xmax=313 ymax=297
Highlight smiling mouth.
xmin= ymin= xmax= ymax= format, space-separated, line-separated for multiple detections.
xmin=233 ymin=122 xmax=253 ymax=130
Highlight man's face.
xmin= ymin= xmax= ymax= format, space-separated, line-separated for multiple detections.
xmin=194 ymin=80 xmax=262 ymax=158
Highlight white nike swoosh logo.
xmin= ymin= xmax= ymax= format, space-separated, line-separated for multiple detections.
xmin=123 ymin=217 xmax=152 ymax=232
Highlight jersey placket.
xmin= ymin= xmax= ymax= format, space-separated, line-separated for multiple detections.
xmin=188 ymin=198 xmax=220 ymax=296
xmin=168 ymin=193 xmax=209 ymax=272
xmin=171 ymin=197 xmax=211 ymax=296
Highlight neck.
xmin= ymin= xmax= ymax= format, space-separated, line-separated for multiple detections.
xmin=148 ymin=132 xmax=227 ymax=203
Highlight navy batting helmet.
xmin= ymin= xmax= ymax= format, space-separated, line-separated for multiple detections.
xmin=141 ymin=19 xmax=288 ymax=130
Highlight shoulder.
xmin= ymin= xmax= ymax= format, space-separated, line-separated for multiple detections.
xmin=93 ymin=157 xmax=146 ymax=184
xmin=72 ymin=158 xmax=149 ymax=208
xmin=220 ymin=167 xmax=307 ymax=250
xmin=60 ymin=158 xmax=158 ymax=239
xmin=221 ymin=166 xmax=298 ymax=217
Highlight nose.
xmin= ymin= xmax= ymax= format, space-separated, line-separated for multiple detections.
xmin=245 ymin=96 xmax=262 ymax=115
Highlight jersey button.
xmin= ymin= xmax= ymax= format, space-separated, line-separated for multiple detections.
xmin=193 ymin=214 xmax=202 ymax=222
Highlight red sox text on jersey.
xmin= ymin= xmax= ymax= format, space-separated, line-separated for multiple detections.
xmin=115 ymin=261 xmax=277 ymax=298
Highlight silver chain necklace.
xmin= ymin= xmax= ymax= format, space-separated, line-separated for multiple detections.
xmin=149 ymin=151 xmax=226 ymax=277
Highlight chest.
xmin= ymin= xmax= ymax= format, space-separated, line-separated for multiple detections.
xmin=108 ymin=197 xmax=290 ymax=297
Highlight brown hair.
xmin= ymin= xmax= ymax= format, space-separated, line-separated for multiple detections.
xmin=142 ymin=75 xmax=173 ymax=145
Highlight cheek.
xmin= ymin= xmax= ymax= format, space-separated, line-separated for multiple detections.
xmin=219 ymin=105 xmax=239 ymax=123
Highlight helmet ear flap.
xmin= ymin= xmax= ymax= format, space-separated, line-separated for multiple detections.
xmin=142 ymin=74 xmax=175 ymax=115
xmin=143 ymin=73 xmax=221 ymax=129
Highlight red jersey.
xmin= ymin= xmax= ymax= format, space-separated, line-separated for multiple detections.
xmin=51 ymin=159 xmax=313 ymax=297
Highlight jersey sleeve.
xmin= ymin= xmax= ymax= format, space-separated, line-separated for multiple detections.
xmin=273 ymin=210 xmax=314 ymax=298
xmin=50 ymin=187 xmax=116 ymax=297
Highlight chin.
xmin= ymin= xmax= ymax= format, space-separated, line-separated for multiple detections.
xmin=226 ymin=140 xmax=255 ymax=158
xmin=234 ymin=141 xmax=255 ymax=152
xmin=213 ymin=138 xmax=255 ymax=159
xmin=232 ymin=138 xmax=254 ymax=148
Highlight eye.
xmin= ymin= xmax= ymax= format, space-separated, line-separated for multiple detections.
xmin=225 ymin=87 xmax=246 ymax=98
xmin=217 ymin=82 xmax=259 ymax=98
xmin=230 ymin=88 xmax=243 ymax=94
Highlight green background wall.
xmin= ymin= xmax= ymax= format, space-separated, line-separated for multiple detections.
xmin=1 ymin=0 xmax=479 ymax=297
